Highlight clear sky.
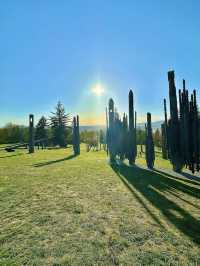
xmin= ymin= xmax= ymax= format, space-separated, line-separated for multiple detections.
xmin=1 ymin=0 xmax=200 ymax=126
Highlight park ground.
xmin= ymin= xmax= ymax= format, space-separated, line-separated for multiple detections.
xmin=0 ymin=145 xmax=200 ymax=265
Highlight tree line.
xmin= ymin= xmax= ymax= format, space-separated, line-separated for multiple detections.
xmin=0 ymin=101 xmax=162 ymax=148
xmin=0 ymin=101 xmax=71 ymax=146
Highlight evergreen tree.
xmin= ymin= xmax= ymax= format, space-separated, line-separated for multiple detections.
xmin=50 ymin=101 xmax=71 ymax=147
xmin=35 ymin=116 xmax=48 ymax=139
xmin=35 ymin=116 xmax=48 ymax=147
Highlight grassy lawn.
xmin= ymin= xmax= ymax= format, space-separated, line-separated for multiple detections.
xmin=0 ymin=145 xmax=200 ymax=265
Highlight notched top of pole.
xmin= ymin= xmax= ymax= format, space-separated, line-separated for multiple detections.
xmin=168 ymin=70 xmax=175 ymax=81
xmin=147 ymin=112 xmax=151 ymax=123
xmin=129 ymin=90 xmax=133 ymax=105
xmin=183 ymin=79 xmax=186 ymax=90
xmin=109 ymin=98 xmax=114 ymax=110
xmin=29 ymin=114 xmax=34 ymax=126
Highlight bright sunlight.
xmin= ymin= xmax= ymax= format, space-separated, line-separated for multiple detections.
xmin=91 ymin=84 xmax=105 ymax=96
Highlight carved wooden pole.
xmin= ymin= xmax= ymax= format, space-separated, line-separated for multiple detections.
xmin=29 ymin=114 xmax=34 ymax=153
xmin=108 ymin=98 xmax=115 ymax=162
xmin=168 ymin=71 xmax=183 ymax=172
xmin=128 ymin=90 xmax=136 ymax=165
xmin=73 ymin=115 xmax=80 ymax=156
xmin=106 ymin=107 xmax=108 ymax=156
xmin=76 ymin=115 xmax=80 ymax=155
xmin=145 ymin=113 xmax=155 ymax=169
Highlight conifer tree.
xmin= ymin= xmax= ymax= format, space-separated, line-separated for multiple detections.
xmin=50 ymin=101 xmax=71 ymax=147
xmin=35 ymin=116 xmax=48 ymax=139
xmin=35 ymin=116 xmax=48 ymax=148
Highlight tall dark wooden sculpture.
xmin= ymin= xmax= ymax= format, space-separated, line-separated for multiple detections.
xmin=108 ymin=98 xmax=115 ymax=162
xmin=163 ymin=71 xmax=200 ymax=173
xmin=145 ymin=113 xmax=155 ymax=169
xmin=168 ymin=71 xmax=184 ymax=172
xmin=106 ymin=90 xmax=137 ymax=164
xmin=106 ymin=107 xmax=109 ymax=155
xmin=73 ymin=115 xmax=80 ymax=156
xmin=161 ymin=99 xmax=168 ymax=159
xmin=29 ymin=114 xmax=35 ymax=153
xmin=134 ymin=110 xmax=137 ymax=158
xmin=127 ymin=90 xmax=137 ymax=165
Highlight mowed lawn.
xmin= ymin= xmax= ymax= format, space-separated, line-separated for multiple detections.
xmin=0 ymin=145 xmax=200 ymax=265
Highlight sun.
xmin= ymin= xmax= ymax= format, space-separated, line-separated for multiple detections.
xmin=91 ymin=84 xmax=105 ymax=96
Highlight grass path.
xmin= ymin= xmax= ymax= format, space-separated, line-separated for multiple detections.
xmin=0 ymin=146 xmax=200 ymax=265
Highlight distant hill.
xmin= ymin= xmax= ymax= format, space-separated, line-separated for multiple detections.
xmin=137 ymin=120 xmax=163 ymax=130
xmin=79 ymin=125 xmax=106 ymax=132
xmin=80 ymin=121 xmax=163 ymax=132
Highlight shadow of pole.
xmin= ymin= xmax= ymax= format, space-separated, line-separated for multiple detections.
xmin=33 ymin=154 xmax=77 ymax=167
xmin=154 ymin=168 xmax=200 ymax=186
xmin=0 ymin=153 xmax=24 ymax=159
xmin=111 ymin=163 xmax=200 ymax=245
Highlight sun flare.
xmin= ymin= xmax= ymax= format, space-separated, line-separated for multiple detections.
xmin=91 ymin=84 xmax=104 ymax=96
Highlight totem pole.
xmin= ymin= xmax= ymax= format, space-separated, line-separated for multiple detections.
xmin=29 ymin=114 xmax=35 ymax=153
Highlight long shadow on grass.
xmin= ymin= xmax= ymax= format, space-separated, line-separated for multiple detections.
xmin=154 ymin=169 xmax=200 ymax=185
xmin=0 ymin=153 xmax=24 ymax=159
xmin=111 ymin=163 xmax=200 ymax=245
xmin=33 ymin=154 xmax=76 ymax=167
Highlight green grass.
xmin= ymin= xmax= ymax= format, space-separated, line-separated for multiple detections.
xmin=0 ymin=145 xmax=200 ymax=265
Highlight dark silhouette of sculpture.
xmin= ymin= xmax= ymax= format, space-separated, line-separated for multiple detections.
xmin=29 ymin=114 xmax=35 ymax=153
xmin=162 ymin=71 xmax=200 ymax=173
xmin=72 ymin=115 xmax=80 ymax=156
xmin=161 ymin=99 xmax=168 ymax=159
xmin=127 ymin=90 xmax=137 ymax=165
xmin=107 ymin=90 xmax=137 ymax=164
xmin=145 ymin=113 xmax=155 ymax=169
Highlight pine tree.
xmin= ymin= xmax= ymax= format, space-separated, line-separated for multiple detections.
xmin=35 ymin=116 xmax=48 ymax=148
xmin=50 ymin=101 xmax=71 ymax=147
xmin=35 ymin=116 xmax=48 ymax=139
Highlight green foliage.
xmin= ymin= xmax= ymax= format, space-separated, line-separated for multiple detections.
xmin=35 ymin=116 xmax=48 ymax=140
xmin=0 ymin=123 xmax=28 ymax=144
xmin=80 ymin=130 xmax=99 ymax=151
xmin=153 ymin=128 xmax=161 ymax=147
xmin=136 ymin=128 xmax=145 ymax=145
xmin=0 ymin=103 xmax=71 ymax=148
xmin=80 ymin=130 xmax=97 ymax=144
xmin=99 ymin=129 xmax=105 ymax=144
xmin=50 ymin=101 xmax=71 ymax=147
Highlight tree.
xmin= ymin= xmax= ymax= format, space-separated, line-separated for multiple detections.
xmin=0 ymin=123 xmax=28 ymax=144
xmin=35 ymin=116 xmax=48 ymax=147
xmin=80 ymin=130 xmax=98 ymax=151
xmin=136 ymin=128 xmax=145 ymax=154
xmin=50 ymin=101 xmax=71 ymax=147
xmin=153 ymin=128 xmax=161 ymax=148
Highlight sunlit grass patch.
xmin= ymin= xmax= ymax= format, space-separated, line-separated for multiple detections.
xmin=0 ymin=145 xmax=199 ymax=265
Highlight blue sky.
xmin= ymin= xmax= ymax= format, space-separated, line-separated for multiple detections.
xmin=1 ymin=0 xmax=200 ymax=126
